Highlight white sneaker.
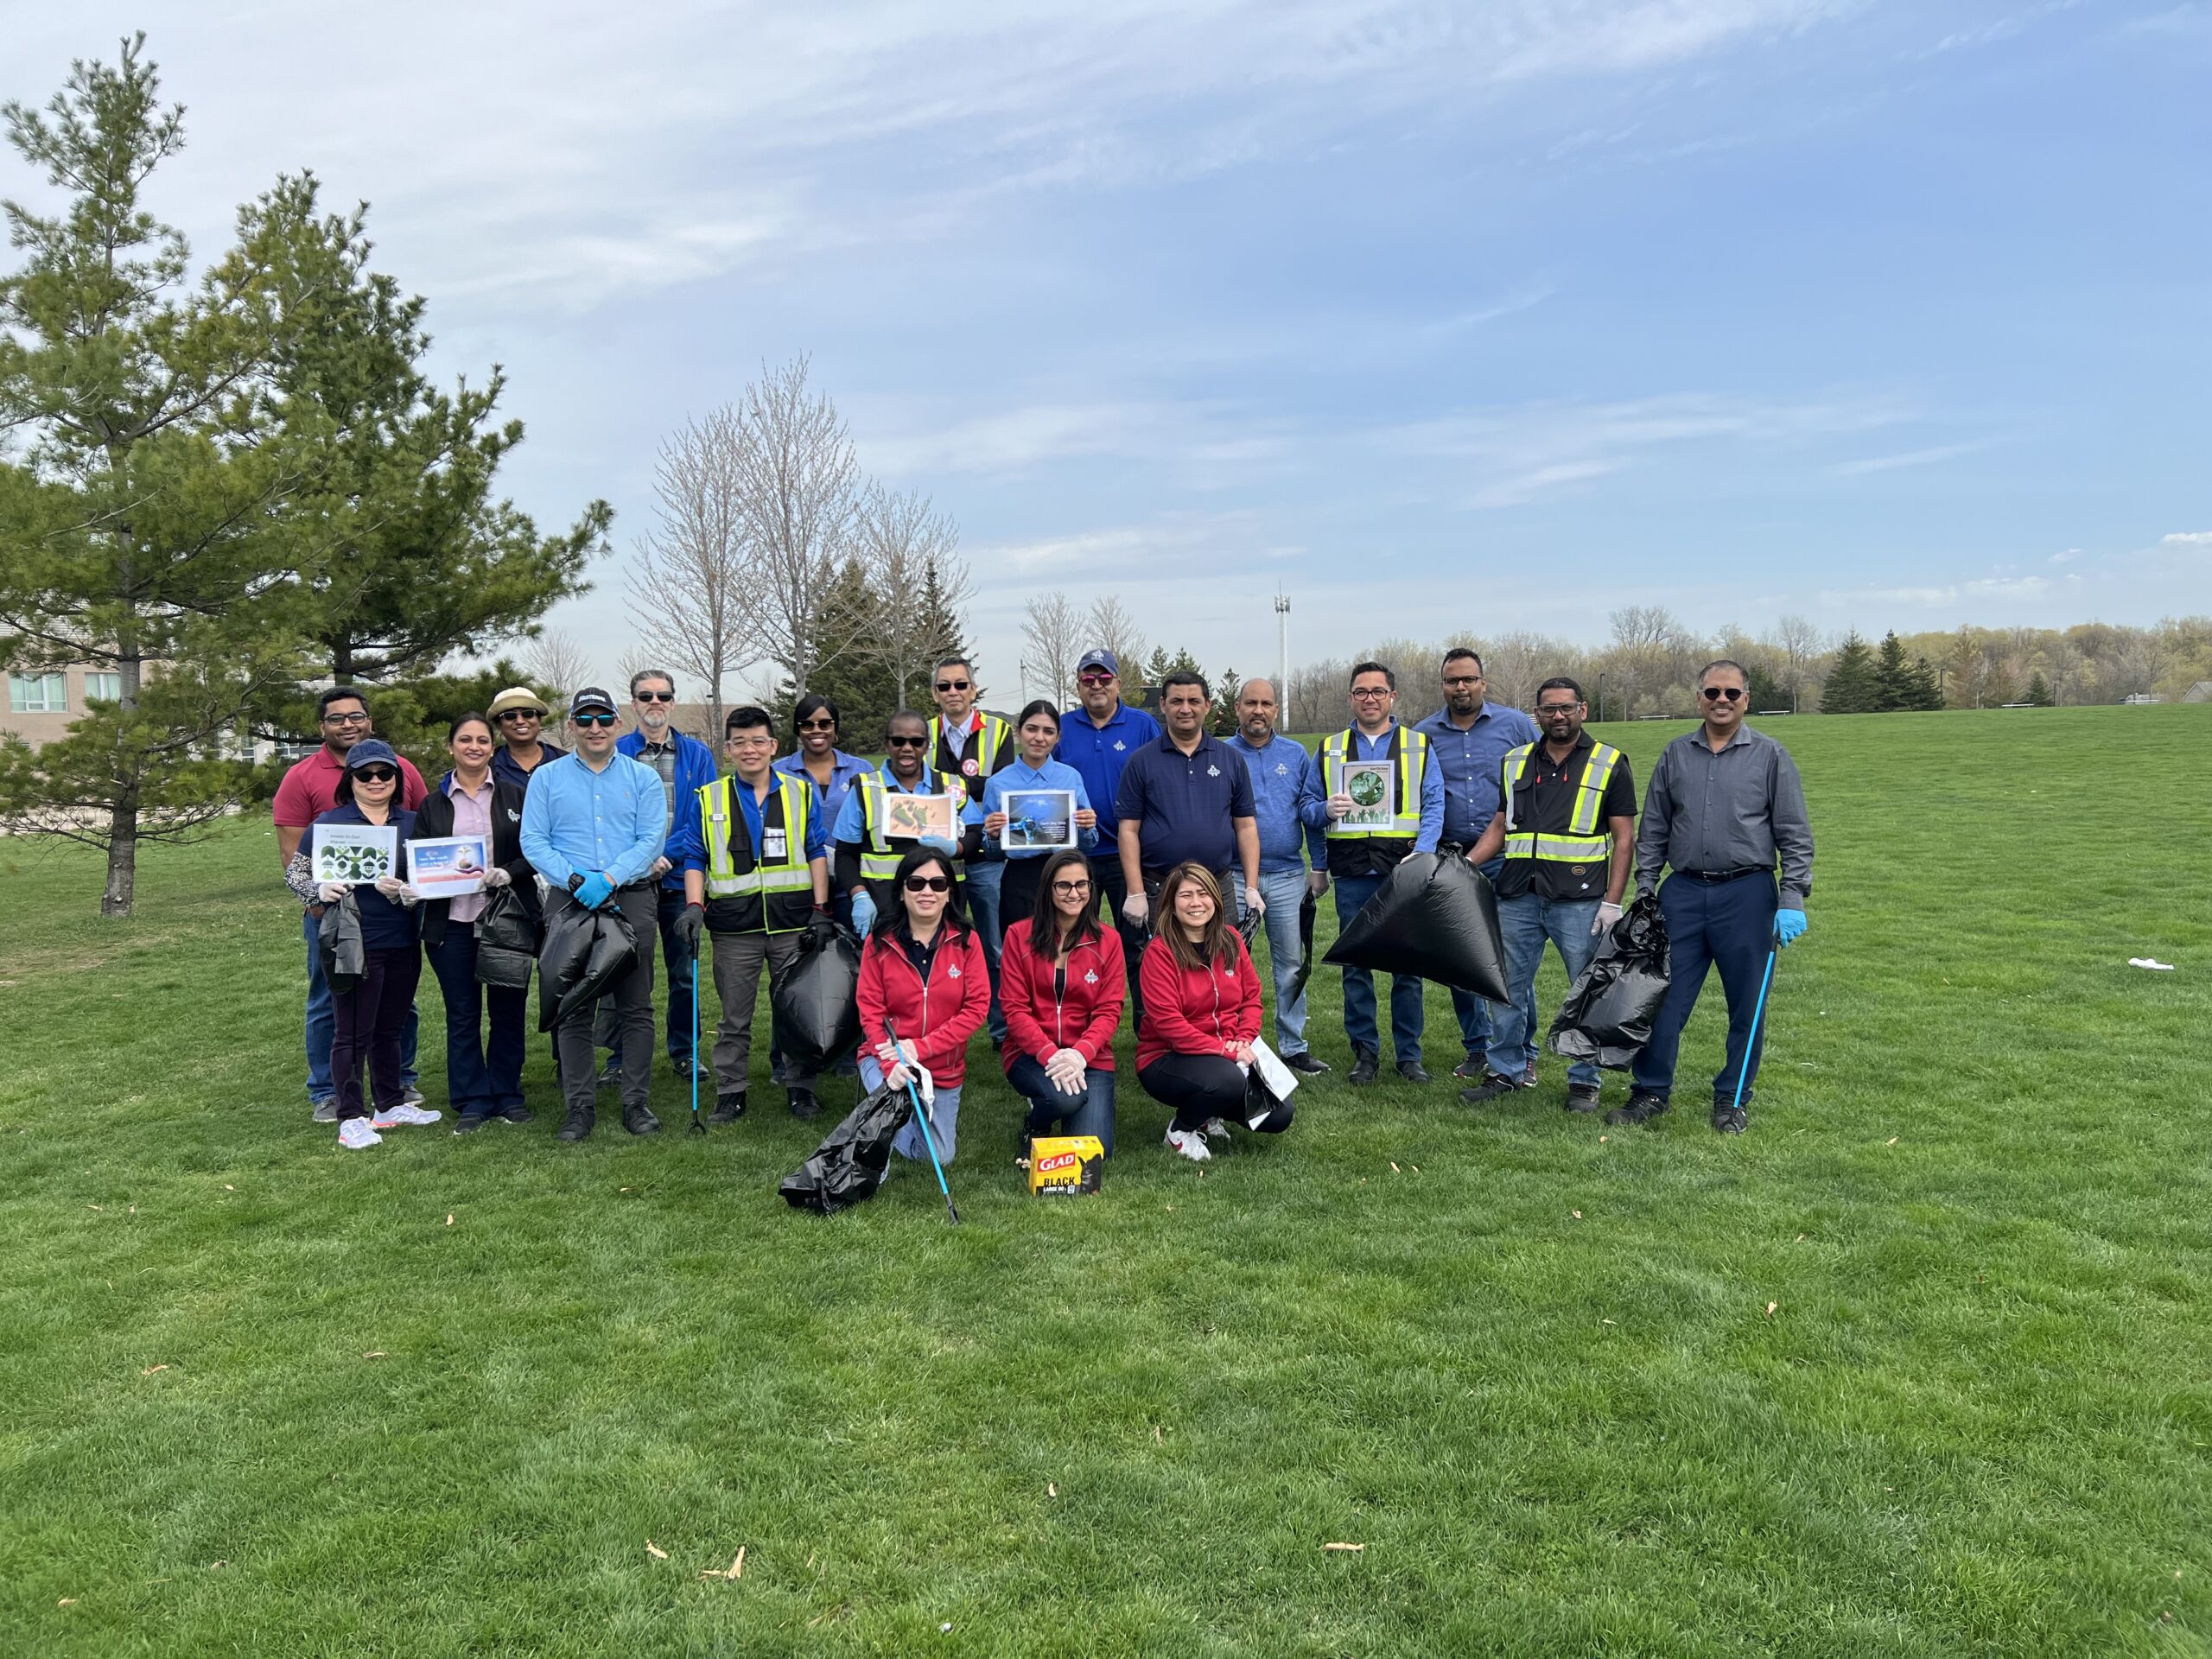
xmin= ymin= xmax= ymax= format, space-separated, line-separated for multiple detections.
xmin=1202 ymin=1116 xmax=1234 ymax=1140
xmin=372 ymin=1103 xmax=442 ymax=1128
xmin=1163 ymin=1127 xmax=1211 ymax=1162
xmin=337 ymin=1119 xmax=383 ymax=1150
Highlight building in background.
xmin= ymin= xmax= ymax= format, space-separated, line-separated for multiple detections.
xmin=3 ymin=663 xmax=123 ymax=751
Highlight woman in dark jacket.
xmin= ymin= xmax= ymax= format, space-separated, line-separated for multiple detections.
xmin=415 ymin=713 xmax=538 ymax=1132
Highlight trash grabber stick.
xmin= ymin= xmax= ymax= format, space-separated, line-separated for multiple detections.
xmin=1730 ymin=948 xmax=1777 ymax=1116
xmin=688 ymin=934 xmax=706 ymax=1136
xmin=885 ymin=1018 xmax=958 ymax=1225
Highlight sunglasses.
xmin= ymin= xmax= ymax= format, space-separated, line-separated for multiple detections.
xmin=352 ymin=766 xmax=397 ymax=784
xmin=904 ymin=874 xmax=952 ymax=893
xmin=798 ymin=718 xmax=836 ymax=731
xmin=1050 ymin=880 xmax=1092 ymax=896
xmin=494 ymin=709 xmax=541 ymax=721
xmin=934 ymin=678 xmax=971 ymax=692
xmin=1077 ymin=673 xmax=1115 ymax=687
xmin=886 ymin=734 xmax=929 ymax=748
xmin=635 ymin=690 xmax=673 ymax=703
xmin=575 ymin=712 xmax=618 ymax=728
xmin=1700 ymin=686 xmax=1745 ymax=702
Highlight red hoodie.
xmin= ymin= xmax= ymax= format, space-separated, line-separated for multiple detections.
xmin=1135 ymin=931 xmax=1262 ymax=1072
xmin=856 ymin=924 xmax=991 ymax=1090
xmin=999 ymin=917 xmax=1127 ymax=1073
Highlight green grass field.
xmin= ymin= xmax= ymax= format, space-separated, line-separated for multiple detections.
xmin=3 ymin=705 xmax=2209 ymax=1656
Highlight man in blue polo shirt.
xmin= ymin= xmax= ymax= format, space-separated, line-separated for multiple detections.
xmin=1414 ymin=647 xmax=1542 ymax=1081
xmin=1115 ymin=669 xmax=1260 ymax=925
xmin=1056 ymin=647 xmax=1161 ymax=1016
xmin=1227 ymin=677 xmax=1332 ymax=1076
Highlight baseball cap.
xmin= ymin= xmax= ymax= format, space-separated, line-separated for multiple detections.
xmin=1077 ymin=649 xmax=1120 ymax=677
xmin=569 ymin=686 xmax=618 ymax=718
xmin=343 ymin=738 xmax=399 ymax=772
xmin=486 ymin=686 xmax=550 ymax=719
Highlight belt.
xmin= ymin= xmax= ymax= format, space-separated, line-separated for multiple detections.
xmin=1676 ymin=867 xmax=1769 ymax=885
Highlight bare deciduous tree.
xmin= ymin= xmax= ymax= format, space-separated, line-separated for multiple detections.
xmin=525 ymin=626 xmax=594 ymax=708
xmin=1286 ymin=657 xmax=1348 ymax=734
xmin=1086 ymin=595 xmax=1148 ymax=694
xmin=730 ymin=356 xmax=861 ymax=699
xmin=1771 ymin=613 xmax=1824 ymax=713
xmin=626 ymin=406 xmax=752 ymax=739
xmin=1021 ymin=589 xmax=1081 ymax=706
xmin=856 ymin=481 xmax=968 ymax=709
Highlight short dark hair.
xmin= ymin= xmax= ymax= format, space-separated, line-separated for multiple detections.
xmin=792 ymin=692 xmax=839 ymax=732
xmin=629 ymin=668 xmax=676 ymax=698
xmin=1160 ymin=669 xmax=1210 ymax=702
xmin=1014 ymin=698 xmax=1062 ymax=733
xmin=1534 ymin=677 xmax=1585 ymax=705
xmin=1349 ymin=660 xmax=1395 ymax=691
xmin=885 ymin=709 xmax=928 ymax=737
xmin=447 ymin=711 xmax=495 ymax=742
xmin=1700 ymin=658 xmax=1750 ymax=686
xmin=725 ymin=705 xmax=773 ymax=737
xmin=318 ymin=686 xmax=367 ymax=716
xmin=875 ymin=845 xmax=972 ymax=943
xmin=1442 ymin=647 xmax=1484 ymax=675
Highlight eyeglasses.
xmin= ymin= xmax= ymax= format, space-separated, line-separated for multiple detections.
xmin=1350 ymin=686 xmax=1391 ymax=700
xmin=886 ymin=734 xmax=929 ymax=748
xmin=728 ymin=735 xmax=773 ymax=749
xmin=1443 ymin=675 xmax=1484 ymax=689
xmin=798 ymin=718 xmax=836 ymax=731
xmin=1700 ymin=686 xmax=1745 ymax=702
xmin=934 ymin=678 xmax=971 ymax=692
xmin=904 ymin=874 xmax=952 ymax=893
xmin=321 ymin=711 xmax=370 ymax=726
xmin=494 ymin=709 xmax=540 ymax=722
xmin=1050 ymin=880 xmax=1092 ymax=896
xmin=1535 ymin=702 xmax=1581 ymax=716
xmin=574 ymin=712 xmax=618 ymax=728
xmin=1077 ymin=673 xmax=1115 ymax=687
xmin=352 ymin=766 xmax=397 ymax=784
xmin=635 ymin=690 xmax=673 ymax=703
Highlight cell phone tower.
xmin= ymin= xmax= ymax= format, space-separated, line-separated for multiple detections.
xmin=1274 ymin=592 xmax=1290 ymax=715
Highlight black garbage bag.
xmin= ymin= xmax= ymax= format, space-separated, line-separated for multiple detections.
xmin=474 ymin=887 xmax=539 ymax=990
xmin=318 ymin=893 xmax=365 ymax=995
xmin=1548 ymin=891 xmax=1671 ymax=1070
xmin=772 ymin=924 xmax=862 ymax=1071
xmin=1322 ymin=850 xmax=1510 ymax=1002
xmin=1285 ymin=887 xmax=1320 ymax=1003
xmin=779 ymin=1084 xmax=915 ymax=1215
xmin=537 ymin=899 xmax=639 ymax=1033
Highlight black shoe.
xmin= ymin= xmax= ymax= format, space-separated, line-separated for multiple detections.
xmin=1711 ymin=1104 xmax=1748 ymax=1135
xmin=707 ymin=1092 xmax=746 ymax=1126
xmin=1605 ymin=1090 xmax=1669 ymax=1128
xmin=1348 ymin=1049 xmax=1380 ymax=1087
xmin=671 ymin=1055 xmax=710 ymax=1082
xmin=595 ymin=1058 xmax=622 ymax=1090
xmin=1396 ymin=1059 xmax=1432 ymax=1084
xmin=556 ymin=1109 xmax=594 ymax=1142
xmin=1451 ymin=1054 xmax=1488 ymax=1081
xmin=787 ymin=1089 xmax=823 ymax=1121
xmin=1566 ymin=1084 xmax=1601 ymax=1114
xmin=624 ymin=1105 xmax=662 ymax=1135
xmin=497 ymin=1103 xmax=534 ymax=1125
xmin=452 ymin=1113 xmax=491 ymax=1135
xmin=1458 ymin=1071 xmax=1525 ymax=1106
xmin=1282 ymin=1051 xmax=1331 ymax=1077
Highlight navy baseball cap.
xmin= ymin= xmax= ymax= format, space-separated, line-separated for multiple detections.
xmin=569 ymin=686 xmax=618 ymax=717
xmin=344 ymin=738 xmax=399 ymax=772
xmin=1077 ymin=649 xmax=1120 ymax=677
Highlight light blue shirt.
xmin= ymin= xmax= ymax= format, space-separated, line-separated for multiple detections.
xmin=1350 ymin=723 xmax=1445 ymax=855
xmin=832 ymin=762 xmax=946 ymax=844
xmin=774 ymin=749 xmax=870 ymax=842
xmin=518 ymin=750 xmax=670 ymax=888
xmin=1226 ymin=733 xmax=1329 ymax=874
xmin=1414 ymin=704 xmax=1544 ymax=847
xmin=964 ymin=756 xmax=1098 ymax=859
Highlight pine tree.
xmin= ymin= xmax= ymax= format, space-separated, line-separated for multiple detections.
xmin=1210 ymin=668 xmax=1243 ymax=736
xmin=1821 ymin=632 xmax=1880 ymax=714
xmin=2025 ymin=671 xmax=2056 ymax=707
xmin=1898 ymin=654 xmax=1944 ymax=711
xmin=911 ymin=556 xmax=970 ymax=711
xmin=1872 ymin=631 xmax=1916 ymax=711
xmin=772 ymin=556 xmax=897 ymax=741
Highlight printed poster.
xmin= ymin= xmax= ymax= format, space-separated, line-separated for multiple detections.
xmin=1001 ymin=789 xmax=1077 ymax=853
xmin=1338 ymin=760 xmax=1395 ymax=830
xmin=407 ymin=835 xmax=491 ymax=896
xmin=311 ymin=823 xmax=398 ymax=886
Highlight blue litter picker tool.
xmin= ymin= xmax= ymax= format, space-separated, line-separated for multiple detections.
xmin=884 ymin=1018 xmax=958 ymax=1225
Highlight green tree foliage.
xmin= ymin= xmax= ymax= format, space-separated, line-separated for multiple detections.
xmin=2024 ymin=671 xmax=2056 ymax=707
xmin=1820 ymin=632 xmax=1881 ymax=714
xmin=911 ymin=556 xmax=970 ymax=706
xmin=1872 ymin=631 xmax=1943 ymax=712
xmin=1210 ymin=668 xmax=1243 ymax=736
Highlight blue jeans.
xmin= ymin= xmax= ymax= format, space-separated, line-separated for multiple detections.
xmin=1007 ymin=1053 xmax=1116 ymax=1156
xmin=1448 ymin=855 xmax=1507 ymax=1059
xmin=1333 ymin=872 xmax=1424 ymax=1062
xmin=1485 ymin=892 xmax=1602 ymax=1088
xmin=1236 ymin=868 xmax=1314 ymax=1058
xmin=861 ymin=1053 xmax=965 ymax=1165
xmin=965 ymin=860 xmax=1007 ymax=1044
xmin=1632 ymin=873 xmax=1778 ymax=1105
xmin=425 ymin=924 xmax=530 ymax=1116
xmin=304 ymin=909 xmax=416 ymax=1104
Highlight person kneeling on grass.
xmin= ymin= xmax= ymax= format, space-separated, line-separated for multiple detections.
xmin=1000 ymin=848 xmax=1124 ymax=1155
xmin=855 ymin=847 xmax=991 ymax=1167
xmin=1136 ymin=861 xmax=1290 ymax=1164
xmin=283 ymin=740 xmax=443 ymax=1149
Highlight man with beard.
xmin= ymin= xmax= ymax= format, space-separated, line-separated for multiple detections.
xmin=1225 ymin=677 xmax=1332 ymax=1076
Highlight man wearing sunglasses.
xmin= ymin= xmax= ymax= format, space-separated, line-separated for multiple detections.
xmin=836 ymin=709 xmax=958 ymax=935
xmin=520 ymin=686 xmax=672 ymax=1140
xmin=928 ymin=655 xmax=1015 ymax=1043
xmin=1616 ymin=659 xmax=1815 ymax=1135
xmin=273 ymin=685 xmax=429 ymax=1121
xmin=486 ymin=687 xmax=565 ymax=789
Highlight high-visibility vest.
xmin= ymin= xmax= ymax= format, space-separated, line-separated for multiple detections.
xmin=1320 ymin=726 xmax=1430 ymax=841
xmin=1498 ymin=741 xmax=1624 ymax=871
xmin=700 ymin=772 xmax=816 ymax=933
xmin=854 ymin=764 xmax=952 ymax=885
xmin=928 ymin=711 xmax=1011 ymax=804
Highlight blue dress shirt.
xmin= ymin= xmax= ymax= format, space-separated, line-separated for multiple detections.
xmin=964 ymin=757 xmax=1098 ymax=859
xmin=1414 ymin=703 xmax=1542 ymax=847
xmin=1349 ymin=723 xmax=1445 ymax=854
xmin=518 ymin=750 xmax=670 ymax=888
xmin=1227 ymin=733 xmax=1330 ymax=874
xmin=1053 ymin=702 xmax=1160 ymax=850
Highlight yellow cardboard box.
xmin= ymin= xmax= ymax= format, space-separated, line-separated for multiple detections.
xmin=1027 ymin=1135 xmax=1104 ymax=1196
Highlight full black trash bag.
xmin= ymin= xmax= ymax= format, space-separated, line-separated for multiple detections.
xmin=474 ymin=887 xmax=539 ymax=990
xmin=1548 ymin=891 xmax=1671 ymax=1070
xmin=1321 ymin=850 xmax=1510 ymax=1002
xmin=537 ymin=899 xmax=639 ymax=1033
xmin=779 ymin=1084 xmax=915 ymax=1215
xmin=1285 ymin=888 xmax=1320 ymax=1003
xmin=318 ymin=893 xmax=365 ymax=994
xmin=772 ymin=925 xmax=862 ymax=1071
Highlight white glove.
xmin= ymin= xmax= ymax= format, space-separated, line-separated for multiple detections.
xmin=1592 ymin=900 xmax=1624 ymax=936
xmin=1122 ymin=891 xmax=1149 ymax=927
xmin=482 ymin=866 xmax=512 ymax=889
xmin=1045 ymin=1047 xmax=1088 ymax=1094
xmin=373 ymin=874 xmax=407 ymax=898
xmin=1306 ymin=870 xmax=1330 ymax=896
xmin=317 ymin=882 xmax=347 ymax=904
xmin=1243 ymin=886 xmax=1265 ymax=919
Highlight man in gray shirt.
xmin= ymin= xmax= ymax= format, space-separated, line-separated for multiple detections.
xmin=1612 ymin=658 xmax=1814 ymax=1134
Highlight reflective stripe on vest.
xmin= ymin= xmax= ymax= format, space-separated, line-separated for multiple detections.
xmin=1320 ymin=726 xmax=1428 ymax=840
xmin=1498 ymin=741 xmax=1622 ymax=864
xmin=702 ymin=774 xmax=815 ymax=899
xmin=928 ymin=712 xmax=1009 ymax=798
xmin=855 ymin=771 xmax=912 ymax=882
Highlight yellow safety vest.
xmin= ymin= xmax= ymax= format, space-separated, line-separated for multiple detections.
xmin=928 ymin=711 xmax=1011 ymax=805
xmin=855 ymin=765 xmax=952 ymax=884
xmin=700 ymin=772 xmax=816 ymax=933
xmin=1320 ymin=726 xmax=1430 ymax=841
xmin=1498 ymin=741 xmax=1624 ymax=872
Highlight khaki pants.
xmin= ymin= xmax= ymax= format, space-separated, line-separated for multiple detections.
xmin=709 ymin=929 xmax=815 ymax=1095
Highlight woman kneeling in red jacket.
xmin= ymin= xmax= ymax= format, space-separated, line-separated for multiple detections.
xmin=1137 ymin=861 xmax=1294 ymax=1162
xmin=1001 ymin=848 xmax=1124 ymax=1154
xmin=857 ymin=845 xmax=991 ymax=1164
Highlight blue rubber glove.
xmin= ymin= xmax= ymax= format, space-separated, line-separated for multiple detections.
xmin=918 ymin=836 xmax=959 ymax=856
xmin=850 ymin=888 xmax=878 ymax=937
xmin=1775 ymin=907 xmax=1807 ymax=948
xmin=573 ymin=871 xmax=614 ymax=910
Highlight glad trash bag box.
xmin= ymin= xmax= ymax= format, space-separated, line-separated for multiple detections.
xmin=1027 ymin=1135 xmax=1105 ymax=1197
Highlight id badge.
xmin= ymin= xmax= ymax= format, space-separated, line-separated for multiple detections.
xmin=763 ymin=828 xmax=788 ymax=861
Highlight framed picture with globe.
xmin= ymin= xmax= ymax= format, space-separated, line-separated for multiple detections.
xmin=1338 ymin=760 xmax=1395 ymax=830
xmin=311 ymin=823 xmax=399 ymax=886
xmin=1001 ymin=789 xmax=1077 ymax=853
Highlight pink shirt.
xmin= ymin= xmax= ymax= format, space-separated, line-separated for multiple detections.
xmin=272 ymin=744 xmax=429 ymax=827
xmin=444 ymin=775 xmax=495 ymax=925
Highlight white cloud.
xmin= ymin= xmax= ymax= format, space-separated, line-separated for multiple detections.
xmin=1830 ymin=439 xmax=1994 ymax=476
xmin=2159 ymin=531 xmax=2212 ymax=548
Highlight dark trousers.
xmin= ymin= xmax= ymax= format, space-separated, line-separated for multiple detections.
xmin=1090 ymin=856 xmax=1147 ymax=1027
xmin=1138 ymin=1052 xmax=1294 ymax=1135
xmin=1631 ymin=872 xmax=1778 ymax=1105
xmin=555 ymin=887 xmax=657 ymax=1121
xmin=1007 ymin=1052 xmax=1116 ymax=1155
xmin=425 ymin=924 xmax=528 ymax=1117
xmin=330 ymin=945 xmax=422 ymax=1121
xmin=999 ymin=855 xmax=1048 ymax=929
xmin=594 ymin=885 xmax=697 ymax=1066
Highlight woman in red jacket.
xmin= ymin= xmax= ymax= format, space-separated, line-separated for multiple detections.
xmin=1137 ymin=861 xmax=1293 ymax=1162
xmin=857 ymin=845 xmax=991 ymax=1165
xmin=1000 ymin=848 xmax=1124 ymax=1154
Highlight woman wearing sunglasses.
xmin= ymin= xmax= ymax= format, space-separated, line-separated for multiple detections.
xmin=1135 ymin=861 xmax=1289 ymax=1163
xmin=855 ymin=846 xmax=990 ymax=1166
xmin=963 ymin=700 xmax=1098 ymax=929
xmin=283 ymin=740 xmax=442 ymax=1148
xmin=775 ymin=695 xmax=869 ymax=905
xmin=998 ymin=848 xmax=1123 ymax=1154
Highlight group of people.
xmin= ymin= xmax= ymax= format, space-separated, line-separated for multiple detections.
xmin=274 ymin=646 xmax=1814 ymax=1160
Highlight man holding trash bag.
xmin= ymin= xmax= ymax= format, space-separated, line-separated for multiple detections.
xmin=520 ymin=687 xmax=671 ymax=1141
xmin=1459 ymin=677 xmax=1636 ymax=1113
xmin=671 ymin=705 xmax=836 ymax=1124
xmin=1613 ymin=659 xmax=1814 ymax=1134
xmin=1320 ymin=661 xmax=1445 ymax=1084
xmin=1226 ymin=677 xmax=1332 ymax=1077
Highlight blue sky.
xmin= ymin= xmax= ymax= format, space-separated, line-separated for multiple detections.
xmin=5 ymin=2 xmax=2208 ymax=693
